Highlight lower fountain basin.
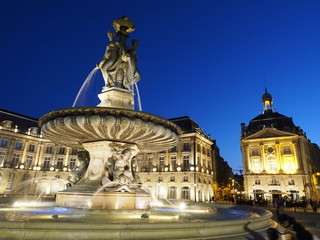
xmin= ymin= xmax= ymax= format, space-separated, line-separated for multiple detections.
xmin=0 ymin=202 xmax=275 ymax=240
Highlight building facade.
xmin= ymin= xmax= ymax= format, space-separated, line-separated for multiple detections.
xmin=0 ymin=110 xmax=229 ymax=202
xmin=136 ymin=117 xmax=216 ymax=202
xmin=240 ymin=91 xmax=320 ymax=202
xmin=0 ymin=109 xmax=78 ymax=196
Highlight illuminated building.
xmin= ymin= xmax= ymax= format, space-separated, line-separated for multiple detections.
xmin=135 ymin=116 xmax=219 ymax=202
xmin=0 ymin=111 xmax=228 ymax=201
xmin=0 ymin=109 xmax=78 ymax=196
xmin=240 ymin=90 xmax=320 ymax=201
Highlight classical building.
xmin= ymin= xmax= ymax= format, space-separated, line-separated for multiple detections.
xmin=0 ymin=109 xmax=78 ymax=196
xmin=136 ymin=116 xmax=217 ymax=202
xmin=240 ymin=91 xmax=320 ymax=202
xmin=0 ymin=110 xmax=229 ymax=202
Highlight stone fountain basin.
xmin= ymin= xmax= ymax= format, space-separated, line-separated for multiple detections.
xmin=39 ymin=107 xmax=181 ymax=152
xmin=0 ymin=203 xmax=275 ymax=240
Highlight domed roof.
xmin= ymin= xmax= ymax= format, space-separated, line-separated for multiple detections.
xmin=262 ymin=92 xmax=272 ymax=102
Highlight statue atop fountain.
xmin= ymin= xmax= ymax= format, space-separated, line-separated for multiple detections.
xmin=97 ymin=16 xmax=141 ymax=109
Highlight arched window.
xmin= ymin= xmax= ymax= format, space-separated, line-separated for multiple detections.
xmin=168 ymin=186 xmax=177 ymax=200
xmin=6 ymin=172 xmax=16 ymax=190
xmin=181 ymin=187 xmax=190 ymax=200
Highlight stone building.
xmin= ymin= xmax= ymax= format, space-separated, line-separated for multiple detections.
xmin=0 ymin=109 xmax=78 ymax=196
xmin=0 ymin=110 xmax=228 ymax=202
xmin=136 ymin=116 xmax=217 ymax=202
xmin=240 ymin=91 xmax=320 ymax=202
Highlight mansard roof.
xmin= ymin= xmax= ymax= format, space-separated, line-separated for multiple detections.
xmin=241 ymin=110 xmax=304 ymax=139
xmin=169 ymin=116 xmax=200 ymax=133
xmin=0 ymin=108 xmax=38 ymax=133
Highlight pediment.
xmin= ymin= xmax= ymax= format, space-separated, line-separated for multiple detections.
xmin=244 ymin=128 xmax=297 ymax=140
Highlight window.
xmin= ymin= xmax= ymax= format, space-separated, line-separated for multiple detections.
xmin=58 ymin=147 xmax=65 ymax=155
xmin=56 ymin=158 xmax=64 ymax=170
xmin=283 ymin=159 xmax=295 ymax=173
xmin=159 ymin=157 xmax=165 ymax=171
xmin=269 ymin=178 xmax=280 ymax=186
xmin=70 ymin=158 xmax=77 ymax=170
xmin=198 ymin=178 xmax=202 ymax=183
xmin=183 ymin=143 xmax=190 ymax=151
xmin=43 ymin=157 xmax=51 ymax=170
xmin=25 ymin=155 xmax=33 ymax=168
xmin=71 ymin=149 xmax=77 ymax=155
xmin=158 ymin=175 xmax=163 ymax=182
xmin=197 ymin=144 xmax=200 ymax=152
xmin=29 ymin=127 xmax=38 ymax=136
xmin=252 ymin=159 xmax=262 ymax=173
xmin=28 ymin=144 xmax=35 ymax=152
xmin=15 ymin=142 xmax=23 ymax=150
xmin=6 ymin=172 xmax=16 ymax=190
xmin=0 ymin=172 xmax=2 ymax=186
xmin=181 ymin=187 xmax=190 ymax=200
xmin=183 ymin=155 xmax=189 ymax=170
xmin=45 ymin=146 xmax=53 ymax=154
xmin=0 ymin=152 xmax=5 ymax=167
xmin=147 ymin=158 xmax=153 ymax=171
xmin=183 ymin=176 xmax=188 ymax=182
xmin=255 ymin=179 xmax=261 ymax=185
xmin=267 ymin=155 xmax=278 ymax=172
xmin=170 ymin=176 xmax=175 ymax=182
xmin=171 ymin=156 xmax=177 ymax=171
xmin=251 ymin=147 xmax=260 ymax=156
xmin=0 ymin=139 xmax=8 ymax=148
xmin=2 ymin=120 xmax=12 ymax=130
xmin=283 ymin=146 xmax=291 ymax=154
xmin=12 ymin=154 xmax=20 ymax=167
xmin=288 ymin=180 xmax=295 ymax=185
xmin=168 ymin=186 xmax=177 ymax=200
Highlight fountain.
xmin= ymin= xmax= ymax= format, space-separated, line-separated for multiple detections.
xmin=0 ymin=17 xmax=276 ymax=239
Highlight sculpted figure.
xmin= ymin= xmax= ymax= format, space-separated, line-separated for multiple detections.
xmin=68 ymin=150 xmax=90 ymax=185
xmin=97 ymin=16 xmax=140 ymax=90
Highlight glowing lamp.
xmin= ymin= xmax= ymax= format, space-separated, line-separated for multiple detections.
xmin=190 ymin=166 xmax=194 ymax=171
xmin=19 ymin=164 xmax=24 ymax=169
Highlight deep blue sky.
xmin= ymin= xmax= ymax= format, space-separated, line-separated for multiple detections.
xmin=1 ymin=0 xmax=320 ymax=171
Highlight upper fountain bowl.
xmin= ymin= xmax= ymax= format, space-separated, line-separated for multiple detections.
xmin=39 ymin=107 xmax=181 ymax=153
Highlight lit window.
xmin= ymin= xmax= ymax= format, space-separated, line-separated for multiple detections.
xmin=168 ymin=186 xmax=177 ymax=199
xmin=181 ymin=187 xmax=190 ymax=200
xmin=283 ymin=159 xmax=295 ymax=174
xmin=12 ymin=154 xmax=20 ymax=167
xmin=171 ymin=156 xmax=176 ymax=171
xmin=252 ymin=159 xmax=262 ymax=173
xmin=183 ymin=155 xmax=189 ymax=171
xmin=56 ymin=158 xmax=64 ymax=170
xmin=25 ymin=155 xmax=33 ymax=168
xmin=267 ymin=155 xmax=278 ymax=172
xmin=43 ymin=157 xmax=51 ymax=170
xmin=70 ymin=158 xmax=77 ymax=170
xmin=159 ymin=157 xmax=165 ymax=171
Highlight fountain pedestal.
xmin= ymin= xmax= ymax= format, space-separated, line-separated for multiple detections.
xmin=97 ymin=87 xmax=134 ymax=109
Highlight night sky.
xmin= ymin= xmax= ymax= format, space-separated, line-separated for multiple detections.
xmin=1 ymin=0 xmax=320 ymax=171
